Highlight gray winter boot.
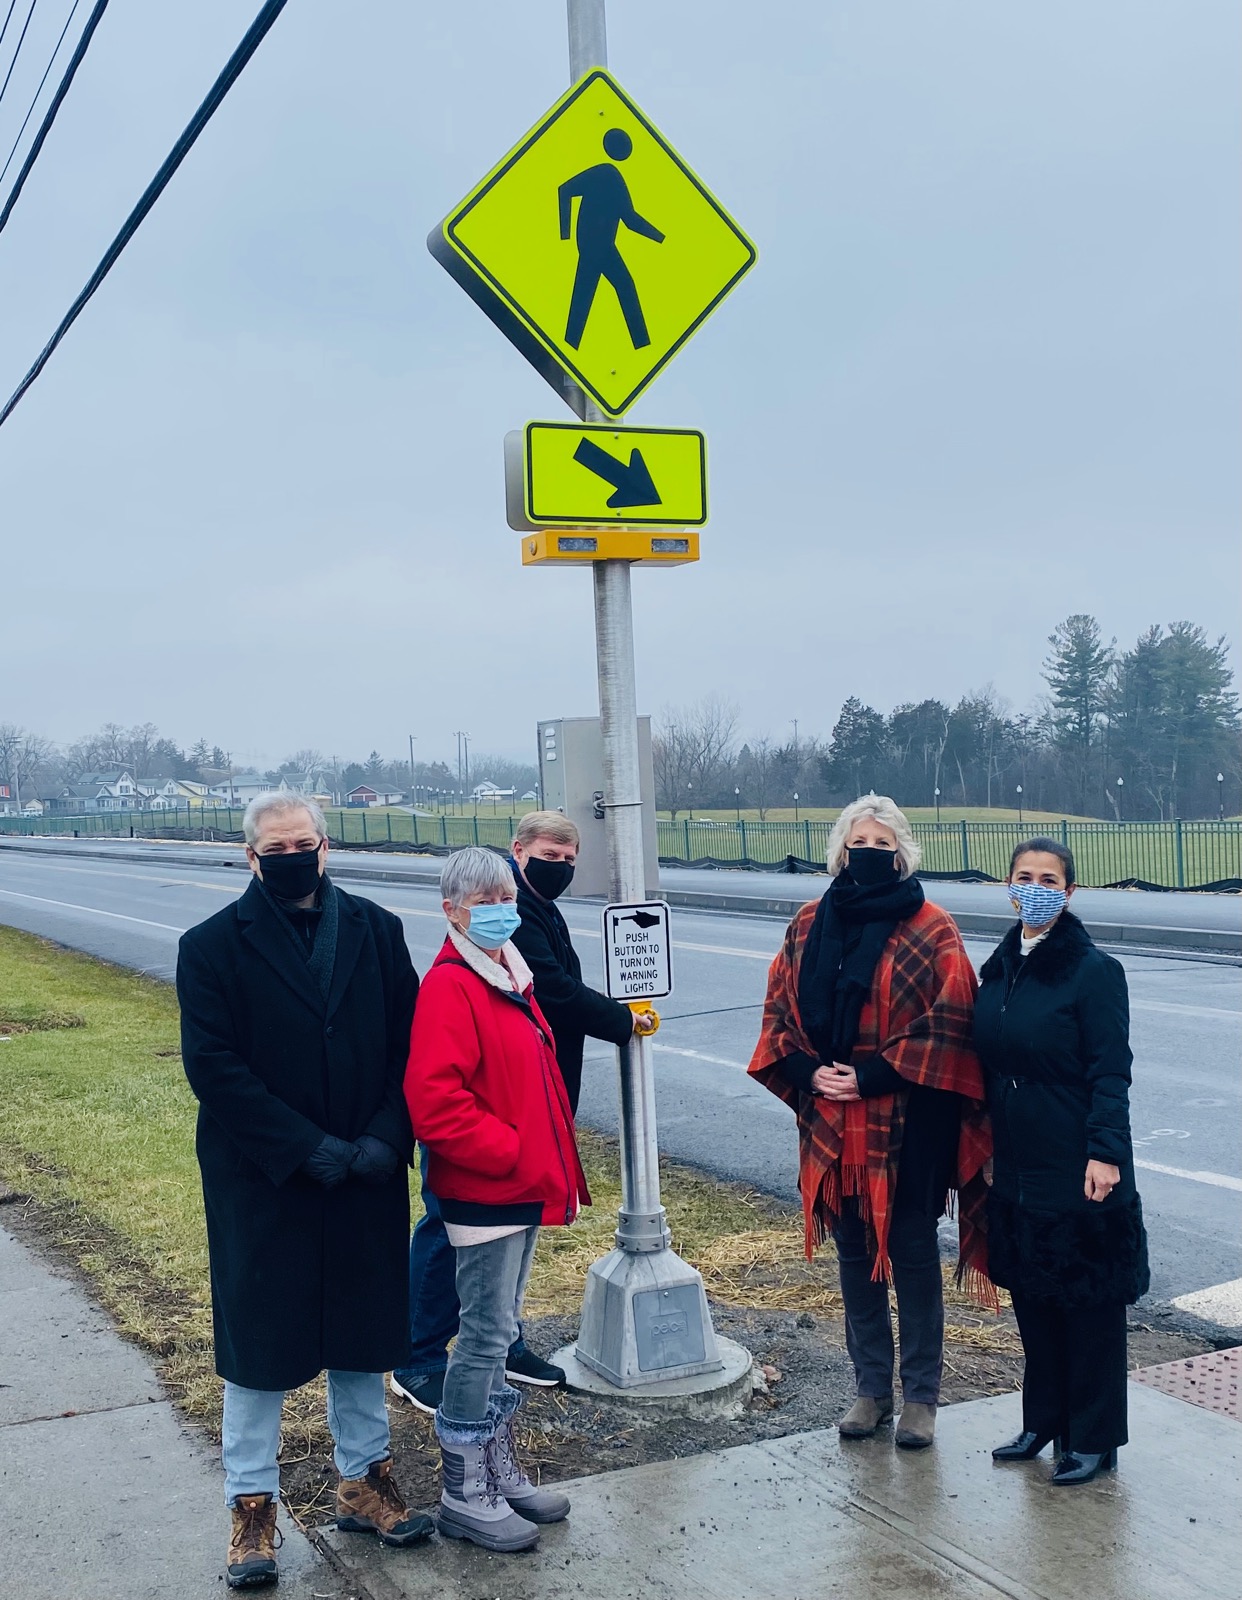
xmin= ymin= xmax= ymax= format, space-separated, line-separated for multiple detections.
xmin=838 ymin=1393 xmax=895 ymax=1438
xmin=489 ymin=1387 xmax=570 ymax=1524
xmin=433 ymin=1410 xmax=540 ymax=1553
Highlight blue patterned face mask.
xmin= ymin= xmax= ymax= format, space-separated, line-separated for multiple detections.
xmin=1008 ymin=881 xmax=1067 ymax=926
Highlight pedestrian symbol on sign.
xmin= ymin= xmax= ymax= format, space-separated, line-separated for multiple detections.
xmin=429 ymin=69 xmax=756 ymax=417
xmin=559 ymin=129 xmax=664 ymax=351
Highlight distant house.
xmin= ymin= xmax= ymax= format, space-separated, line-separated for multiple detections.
xmin=345 ymin=785 xmax=407 ymax=808
xmin=208 ymin=772 xmax=278 ymax=807
xmin=48 ymin=770 xmax=144 ymax=814
xmin=148 ymin=779 xmax=211 ymax=810
xmin=22 ymin=798 xmax=45 ymax=816
xmin=0 ymin=782 xmax=14 ymax=816
xmin=471 ymin=782 xmax=516 ymax=803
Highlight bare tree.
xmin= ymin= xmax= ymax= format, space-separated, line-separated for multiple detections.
xmin=0 ymin=725 xmax=57 ymax=808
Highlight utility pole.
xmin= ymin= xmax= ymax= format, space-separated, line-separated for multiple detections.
xmin=567 ymin=0 xmax=724 ymax=1389
xmin=408 ymin=733 xmax=416 ymax=805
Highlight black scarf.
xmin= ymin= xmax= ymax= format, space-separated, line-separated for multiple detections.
xmin=798 ymin=869 xmax=925 ymax=1066
xmin=259 ymin=874 xmax=340 ymax=1004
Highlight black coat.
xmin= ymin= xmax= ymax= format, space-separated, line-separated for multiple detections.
xmin=510 ymin=864 xmax=633 ymax=1112
xmin=176 ymin=878 xmax=417 ymax=1389
xmin=974 ymin=912 xmax=1148 ymax=1306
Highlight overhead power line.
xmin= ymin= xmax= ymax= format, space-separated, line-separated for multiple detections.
xmin=0 ymin=2 xmax=19 ymax=56
xmin=0 ymin=0 xmax=83 ymax=192
xmin=0 ymin=0 xmax=40 ymax=114
xmin=0 ymin=0 xmax=107 ymax=233
xmin=0 ymin=0 xmax=289 ymax=431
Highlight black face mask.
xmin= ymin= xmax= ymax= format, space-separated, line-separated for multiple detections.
xmin=523 ymin=855 xmax=575 ymax=900
xmin=846 ymin=846 xmax=900 ymax=887
xmin=259 ymin=847 xmax=322 ymax=901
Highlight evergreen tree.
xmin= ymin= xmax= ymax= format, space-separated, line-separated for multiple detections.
xmin=1043 ymin=615 xmax=1114 ymax=813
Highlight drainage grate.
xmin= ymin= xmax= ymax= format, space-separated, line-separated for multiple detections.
xmin=1130 ymin=1346 xmax=1239 ymax=1421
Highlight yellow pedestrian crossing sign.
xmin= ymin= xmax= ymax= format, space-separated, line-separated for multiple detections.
xmin=429 ymin=69 xmax=756 ymax=418
xmin=504 ymin=422 xmax=707 ymax=530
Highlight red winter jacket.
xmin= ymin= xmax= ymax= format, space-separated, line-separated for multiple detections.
xmin=404 ymin=941 xmax=590 ymax=1227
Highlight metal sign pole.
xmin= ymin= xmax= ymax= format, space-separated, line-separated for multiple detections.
xmin=568 ymin=0 xmax=665 ymax=1256
xmin=567 ymin=0 xmax=722 ymax=1387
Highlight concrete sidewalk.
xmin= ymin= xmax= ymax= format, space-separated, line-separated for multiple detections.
xmin=2 ymin=1214 xmax=1237 ymax=1600
xmin=0 ymin=1222 xmax=338 ymax=1600
xmin=316 ymin=1384 xmax=1238 ymax=1600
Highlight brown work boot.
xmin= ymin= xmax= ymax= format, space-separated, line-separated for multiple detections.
xmin=336 ymin=1456 xmax=435 ymax=1548
xmin=895 ymin=1401 xmax=937 ymax=1449
xmin=227 ymin=1493 xmax=280 ymax=1589
xmin=838 ymin=1393 xmax=895 ymax=1438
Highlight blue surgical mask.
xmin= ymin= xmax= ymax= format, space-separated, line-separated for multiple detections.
xmin=463 ymin=901 xmax=521 ymax=950
xmin=1008 ymin=881 xmax=1067 ymax=927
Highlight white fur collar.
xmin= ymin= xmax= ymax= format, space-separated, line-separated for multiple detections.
xmin=446 ymin=924 xmax=533 ymax=994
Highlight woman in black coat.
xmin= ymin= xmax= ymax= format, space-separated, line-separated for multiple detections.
xmin=974 ymin=837 xmax=1149 ymax=1486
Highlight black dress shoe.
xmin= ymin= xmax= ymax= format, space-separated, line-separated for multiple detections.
xmin=1051 ymin=1447 xmax=1118 ymax=1485
xmin=992 ymin=1430 xmax=1058 ymax=1462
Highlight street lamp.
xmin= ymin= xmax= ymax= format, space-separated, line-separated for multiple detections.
xmin=793 ymin=791 xmax=800 ymax=824
xmin=1016 ymin=785 xmax=1023 ymax=825
xmin=686 ymin=780 xmax=693 ymax=821
xmin=1116 ymin=776 xmax=1124 ymax=821
xmin=734 ymin=785 xmax=741 ymax=825
xmin=1218 ymin=772 xmax=1225 ymax=821
xmin=934 ymin=786 xmax=941 ymax=825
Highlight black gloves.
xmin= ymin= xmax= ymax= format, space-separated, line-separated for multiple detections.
xmin=300 ymin=1134 xmax=359 ymax=1188
xmin=349 ymin=1135 xmax=400 ymax=1185
xmin=300 ymin=1133 xmax=400 ymax=1187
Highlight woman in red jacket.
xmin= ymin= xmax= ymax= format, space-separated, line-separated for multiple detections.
xmin=404 ymin=847 xmax=589 ymax=1555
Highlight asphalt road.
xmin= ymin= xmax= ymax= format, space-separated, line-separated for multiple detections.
xmin=0 ymin=844 xmax=1237 ymax=1320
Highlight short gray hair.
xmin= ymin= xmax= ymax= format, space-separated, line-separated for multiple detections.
xmin=243 ymin=790 xmax=327 ymax=848
xmin=441 ymin=846 xmax=516 ymax=908
xmin=826 ymin=794 xmax=921 ymax=879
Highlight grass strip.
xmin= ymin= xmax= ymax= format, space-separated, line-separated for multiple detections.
xmin=0 ymin=923 xmax=1013 ymax=1453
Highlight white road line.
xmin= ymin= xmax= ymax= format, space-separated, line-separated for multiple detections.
xmin=0 ymin=887 xmax=186 ymax=933
xmin=1170 ymin=1278 xmax=1242 ymax=1327
xmin=1133 ymin=1159 xmax=1242 ymax=1192
xmin=654 ymin=1043 xmax=750 ymax=1070
xmin=0 ymin=859 xmax=244 ymax=895
xmin=1131 ymin=999 xmax=1241 ymax=1022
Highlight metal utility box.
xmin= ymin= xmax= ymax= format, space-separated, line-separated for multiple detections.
xmin=537 ymin=717 xmax=660 ymax=899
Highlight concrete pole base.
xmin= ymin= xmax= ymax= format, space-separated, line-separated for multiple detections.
xmin=571 ymin=1244 xmax=727 ymax=1388
xmin=553 ymin=1336 xmax=755 ymax=1421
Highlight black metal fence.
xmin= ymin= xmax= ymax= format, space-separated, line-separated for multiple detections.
xmin=1 ymin=808 xmax=1238 ymax=890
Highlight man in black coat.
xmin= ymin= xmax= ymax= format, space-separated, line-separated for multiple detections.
xmin=177 ymin=793 xmax=432 ymax=1587
xmin=390 ymin=811 xmax=649 ymax=1416
xmin=509 ymin=810 xmax=639 ymax=1114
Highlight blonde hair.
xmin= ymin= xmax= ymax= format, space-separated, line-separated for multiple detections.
xmin=826 ymin=794 xmax=921 ymax=879
xmin=514 ymin=810 xmax=580 ymax=849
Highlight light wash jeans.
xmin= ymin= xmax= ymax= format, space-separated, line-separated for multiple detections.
xmin=441 ymin=1226 xmax=540 ymax=1425
xmin=221 ymin=1371 xmax=390 ymax=1505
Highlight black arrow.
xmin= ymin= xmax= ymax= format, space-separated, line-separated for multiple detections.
xmin=573 ymin=436 xmax=662 ymax=509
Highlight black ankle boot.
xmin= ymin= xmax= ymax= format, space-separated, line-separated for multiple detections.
xmin=1051 ymin=1447 xmax=1118 ymax=1485
xmin=992 ymin=1430 xmax=1058 ymax=1462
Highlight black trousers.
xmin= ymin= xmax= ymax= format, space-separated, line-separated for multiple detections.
xmin=1010 ymin=1293 xmax=1129 ymax=1454
xmin=831 ymin=1198 xmax=945 ymax=1405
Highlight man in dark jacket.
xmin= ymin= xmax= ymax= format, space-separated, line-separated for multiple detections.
xmin=390 ymin=811 xmax=650 ymax=1415
xmin=177 ymin=792 xmax=432 ymax=1588
xmin=509 ymin=810 xmax=638 ymax=1114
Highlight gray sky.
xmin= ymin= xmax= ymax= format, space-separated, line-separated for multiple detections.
xmin=1 ymin=0 xmax=1237 ymax=772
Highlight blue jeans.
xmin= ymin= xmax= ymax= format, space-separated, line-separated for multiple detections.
xmin=221 ymin=1371 xmax=389 ymax=1505
xmin=392 ymin=1148 xmax=526 ymax=1387
xmin=442 ymin=1226 xmax=541 ymax=1424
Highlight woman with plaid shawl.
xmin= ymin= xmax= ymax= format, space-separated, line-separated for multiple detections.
xmin=749 ymin=796 xmax=992 ymax=1450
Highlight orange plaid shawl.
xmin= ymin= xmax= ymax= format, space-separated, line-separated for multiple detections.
xmin=748 ymin=897 xmax=994 ymax=1303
